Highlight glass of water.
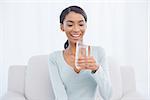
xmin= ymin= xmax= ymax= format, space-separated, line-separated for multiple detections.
xmin=75 ymin=41 xmax=90 ymax=69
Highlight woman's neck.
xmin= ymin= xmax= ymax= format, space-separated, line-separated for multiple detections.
xmin=66 ymin=43 xmax=76 ymax=55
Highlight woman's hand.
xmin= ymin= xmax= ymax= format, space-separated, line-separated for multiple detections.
xmin=76 ymin=56 xmax=99 ymax=71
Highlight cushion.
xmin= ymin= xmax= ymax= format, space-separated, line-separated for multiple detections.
xmin=1 ymin=91 xmax=26 ymax=100
xmin=25 ymin=55 xmax=55 ymax=100
xmin=121 ymin=92 xmax=149 ymax=100
xmin=8 ymin=65 xmax=26 ymax=95
xmin=120 ymin=66 xmax=136 ymax=94
xmin=107 ymin=57 xmax=123 ymax=100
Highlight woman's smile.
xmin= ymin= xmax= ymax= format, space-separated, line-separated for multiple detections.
xmin=70 ymin=32 xmax=81 ymax=40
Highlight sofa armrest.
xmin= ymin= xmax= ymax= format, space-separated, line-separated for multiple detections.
xmin=121 ymin=91 xmax=150 ymax=100
xmin=120 ymin=66 xmax=136 ymax=95
xmin=8 ymin=65 xmax=26 ymax=95
xmin=0 ymin=91 xmax=26 ymax=100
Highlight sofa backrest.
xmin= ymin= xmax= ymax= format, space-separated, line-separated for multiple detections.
xmin=8 ymin=65 xmax=26 ymax=95
xmin=25 ymin=55 xmax=55 ymax=100
xmin=107 ymin=57 xmax=123 ymax=100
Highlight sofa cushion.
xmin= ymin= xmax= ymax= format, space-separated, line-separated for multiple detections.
xmin=120 ymin=66 xmax=136 ymax=95
xmin=107 ymin=57 xmax=123 ymax=100
xmin=1 ymin=91 xmax=26 ymax=100
xmin=8 ymin=65 xmax=26 ymax=95
xmin=121 ymin=92 xmax=149 ymax=100
xmin=25 ymin=55 xmax=55 ymax=100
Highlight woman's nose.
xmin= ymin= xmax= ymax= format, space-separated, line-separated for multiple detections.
xmin=73 ymin=25 xmax=80 ymax=32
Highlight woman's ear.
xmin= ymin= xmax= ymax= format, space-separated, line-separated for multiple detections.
xmin=60 ymin=24 xmax=64 ymax=31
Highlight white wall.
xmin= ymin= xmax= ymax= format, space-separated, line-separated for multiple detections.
xmin=148 ymin=0 xmax=150 ymax=96
xmin=0 ymin=0 xmax=149 ymax=97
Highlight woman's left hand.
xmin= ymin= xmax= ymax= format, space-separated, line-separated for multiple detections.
xmin=77 ymin=56 xmax=99 ymax=71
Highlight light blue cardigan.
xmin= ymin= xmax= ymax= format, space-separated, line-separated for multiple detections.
xmin=48 ymin=46 xmax=112 ymax=100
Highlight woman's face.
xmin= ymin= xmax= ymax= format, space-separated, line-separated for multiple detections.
xmin=61 ymin=11 xmax=87 ymax=44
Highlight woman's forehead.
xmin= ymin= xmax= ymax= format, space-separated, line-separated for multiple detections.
xmin=65 ymin=20 xmax=84 ymax=23
xmin=64 ymin=12 xmax=85 ymax=22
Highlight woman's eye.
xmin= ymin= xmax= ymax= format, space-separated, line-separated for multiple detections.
xmin=79 ymin=24 xmax=84 ymax=26
xmin=67 ymin=24 xmax=73 ymax=27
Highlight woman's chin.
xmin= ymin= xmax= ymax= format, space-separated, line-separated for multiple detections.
xmin=71 ymin=39 xmax=81 ymax=43
xmin=68 ymin=38 xmax=83 ymax=45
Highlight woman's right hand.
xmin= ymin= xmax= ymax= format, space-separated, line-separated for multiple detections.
xmin=76 ymin=56 xmax=99 ymax=71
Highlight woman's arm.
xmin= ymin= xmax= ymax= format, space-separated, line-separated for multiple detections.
xmin=48 ymin=53 xmax=68 ymax=100
xmin=74 ymin=46 xmax=112 ymax=100
xmin=91 ymin=47 xmax=112 ymax=100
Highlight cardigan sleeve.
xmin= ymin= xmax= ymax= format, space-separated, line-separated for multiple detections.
xmin=48 ymin=53 xmax=68 ymax=100
xmin=91 ymin=47 xmax=112 ymax=100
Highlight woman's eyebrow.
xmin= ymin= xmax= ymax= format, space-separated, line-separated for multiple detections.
xmin=66 ymin=20 xmax=84 ymax=23
xmin=79 ymin=20 xmax=84 ymax=23
xmin=66 ymin=20 xmax=73 ymax=23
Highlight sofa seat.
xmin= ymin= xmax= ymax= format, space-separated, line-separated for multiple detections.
xmin=1 ymin=92 xmax=26 ymax=100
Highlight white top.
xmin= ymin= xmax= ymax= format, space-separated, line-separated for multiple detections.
xmin=48 ymin=46 xmax=112 ymax=100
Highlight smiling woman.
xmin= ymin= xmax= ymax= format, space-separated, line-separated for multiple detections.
xmin=48 ymin=5 xmax=112 ymax=100
xmin=60 ymin=6 xmax=87 ymax=50
xmin=0 ymin=1 xmax=148 ymax=99
xmin=61 ymin=11 xmax=86 ymax=43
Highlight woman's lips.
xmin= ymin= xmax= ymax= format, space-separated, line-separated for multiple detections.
xmin=71 ymin=34 xmax=80 ymax=37
xmin=71 ymin=34 xmax=81 ymax=39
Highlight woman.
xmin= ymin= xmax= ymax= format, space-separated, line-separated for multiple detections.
xmin=48 ymin=5 xmax=112 ymax=100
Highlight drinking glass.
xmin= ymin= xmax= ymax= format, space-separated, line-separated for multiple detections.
xmin=75 ymin=41 xmax=90 ymax=69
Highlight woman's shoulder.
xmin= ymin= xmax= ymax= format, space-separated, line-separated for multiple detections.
xmin=48 ymin=50 xmax=61 ymax=60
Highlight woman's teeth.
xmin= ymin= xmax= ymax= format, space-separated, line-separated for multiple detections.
xmin=72 ymin=34 xmax=80 ymax=37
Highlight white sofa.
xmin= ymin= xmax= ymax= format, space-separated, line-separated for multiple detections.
xmin=0 ymin=55 xmax=148 ymax=100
